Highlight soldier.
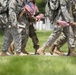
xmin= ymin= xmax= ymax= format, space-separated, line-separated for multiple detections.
xmin=1 ymin=0 xmax=30 ymax=56
xmin=50 ymin=0 xmax=76 ymax=56
xmin=9 ymin=0 xmax=40 ymax=55
xmin=19 ymin=0 xmax=45 ymax=54
xmin=29 ymin=24 xmax=39 ymax=54
xmin=0 ymin=0 xmax=9 ymax=55
xmin=9 ymin=24 xmax=39 ymax=55
xmin=0 ymin=0 xmax=14 ymax=55
xmin=0 ymin=0 xmax=8 ymax=30
xmin=37 ymin=0 xmax=76 ymax=56
xmin=21 ymin=0 xmax=40 ymax=54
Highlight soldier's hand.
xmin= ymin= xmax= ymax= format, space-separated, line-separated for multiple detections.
xmin=70 ymin=22 xmax=76 ymax=26
xmin=29 ymin=16 xmax=36 ymax=22
xmin=72 ymin=22 xmax=76 ymax=26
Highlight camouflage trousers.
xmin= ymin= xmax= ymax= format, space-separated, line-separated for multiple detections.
xmin=29 ymin=25 xmax=39 ymax=50
xmin=21 ymin=25 xmax=29 ymax=51
xmin=2 ymin=27 xmax=22 ymax=53
xmin=44 ymin=25 xmax=75 ymax=48
xmin=54 ymin=26 xmax=76 ymax=48
xmin=21 ymin=24 xmax=39 ymax=51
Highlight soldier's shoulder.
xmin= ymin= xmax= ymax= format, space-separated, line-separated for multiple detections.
xmin=9 ymin=0 xmax=17 ymax=6
xmin=59 ymin=0 xmax=66 ymax=5
xmin=9 ymin=0 xmax=17 ymax=3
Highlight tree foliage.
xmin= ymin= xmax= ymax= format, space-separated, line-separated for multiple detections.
xmin=36 ymin=0 xmax=46 ymax=14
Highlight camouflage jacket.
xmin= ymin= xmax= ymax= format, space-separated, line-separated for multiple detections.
xmin=45 ymin=0 xmax=71 ymax=23
xmin=66 ymin=0 xmax=76 ymax=21
xmin=71 ymin=0 xmax=76 ymax=16
xmin=8 ymin=0 xmax=27 ymax=27
xmin=0 ymin=0 xmax=7 ymax=14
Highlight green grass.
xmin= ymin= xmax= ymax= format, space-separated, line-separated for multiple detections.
xmin=0 ymin=56 xmax=76 ymax=75
xmin=0 ymin=30 xmax=4 ymax=50
xmin=0 ymin=30 xmax=76 ymax=75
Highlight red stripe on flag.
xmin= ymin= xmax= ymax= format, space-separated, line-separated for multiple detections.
xmin=24 ymin=4 xmax=34 ymax=15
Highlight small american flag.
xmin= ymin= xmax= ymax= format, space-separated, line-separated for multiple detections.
xmin=24 ymin=2 xmax=39 ymax=16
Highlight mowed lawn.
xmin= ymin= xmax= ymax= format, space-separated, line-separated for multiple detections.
xmin=0 ymin=30 xmax=76 ymax=75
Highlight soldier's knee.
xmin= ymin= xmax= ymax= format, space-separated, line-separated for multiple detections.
xmin=54 ymin=27 xmax=62 ymax=35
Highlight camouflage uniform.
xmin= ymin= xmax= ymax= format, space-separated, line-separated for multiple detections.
xmin=8 ymin=0 xmax=39 ymax=55
xmin=54 ymin=34 xmax=66 ymax=49
xmin=29 ymin=24 xmax=39 ymax=54
xmin=28 ymin=0 xmax=39 ymax=53
xmin=1 ymin=0 xmax=29 ymax=55
xmin=67 ymin=0 xmax=76 ymax=48
xmin=21 ymin=26 xmax=29 ymax=54
xmin=21 ymin=24 xmax=39 ymax=54
xmin=0 ymin=13 xmax=8 ymax=27
xmin=37 ymin=0 xmax=75 ymax=55
xmin=53 ymin=0 xmax=76 ymax=50
xmin=0 ymin=0 xmax=8 ymax=29
xmin=9 ymin=23 xmax=39 ymax=55
xmin=21 ymin=0 xmax=39 ymax=54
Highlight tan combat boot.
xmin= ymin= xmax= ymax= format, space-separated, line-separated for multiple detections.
xmin=37 ymin=45 xmax=47 ymax=55
xmin=0 ymin=51 xmax=8 ymax=56
xmin=50 ymin=44 xmax=64 ymax=55
xmin=54 ymin=46 xmax=64 ymax=55
xmin=37 ymin=47 xmax=45 ymax=55
xmin=67 ymin=47 xmax=76 ymax=56
xmin=50 ymin=44 xmax=56 ymax=55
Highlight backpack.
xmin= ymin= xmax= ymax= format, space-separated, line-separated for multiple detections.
xmin=0 ymin=0 xmax=8 ymax=14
